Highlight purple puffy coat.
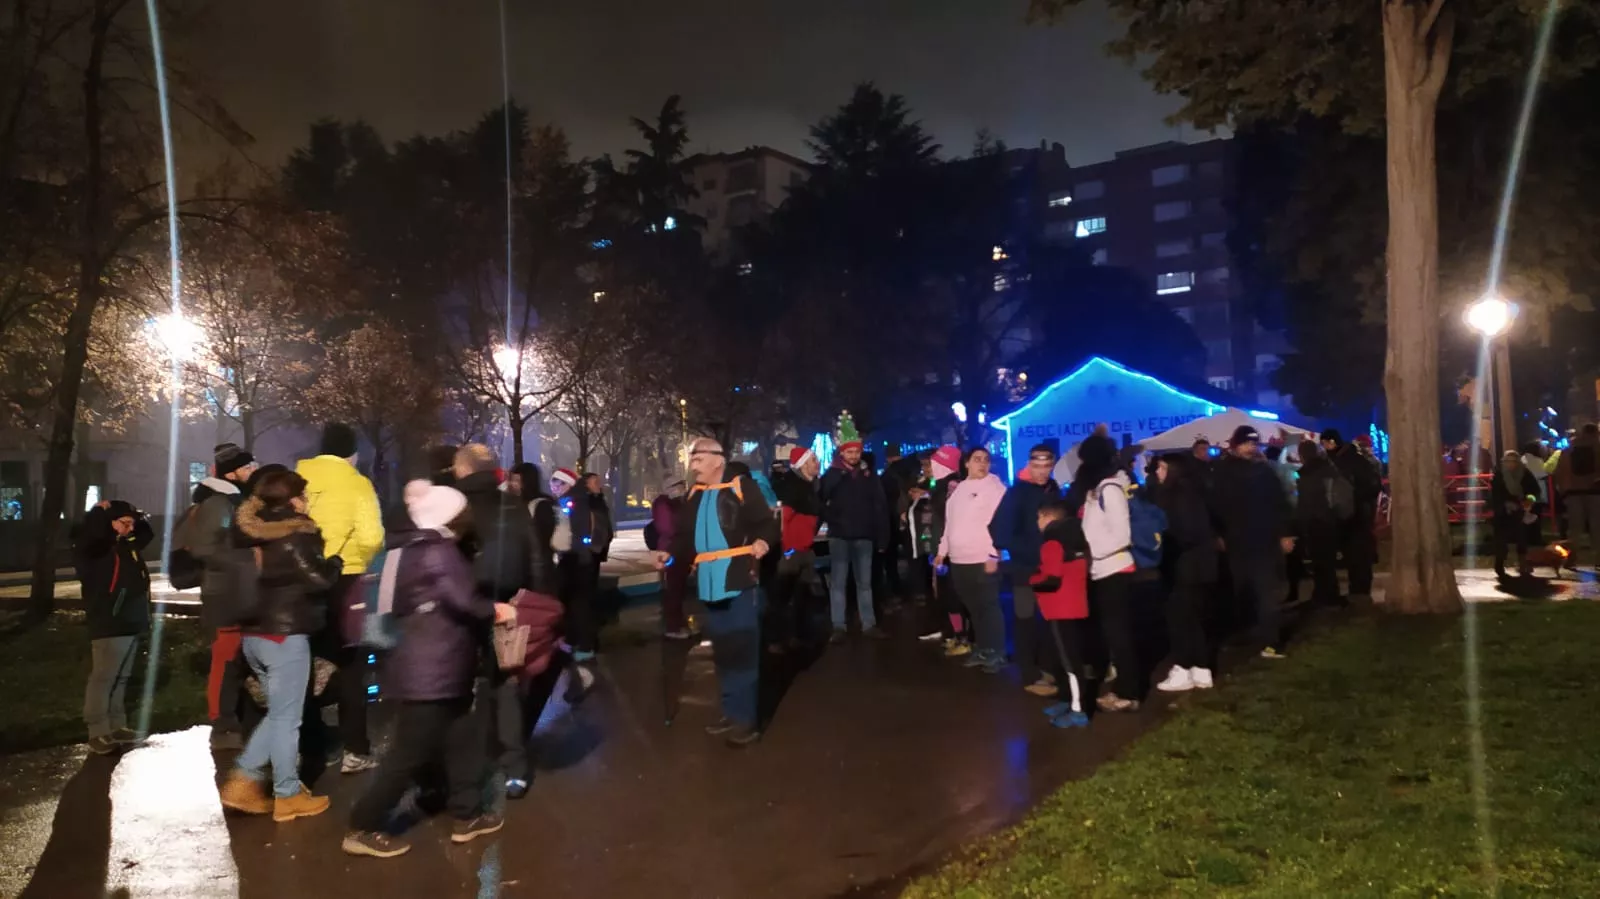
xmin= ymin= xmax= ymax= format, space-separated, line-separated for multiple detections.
xmin=385 ymin=527 xmax=494 ymax=702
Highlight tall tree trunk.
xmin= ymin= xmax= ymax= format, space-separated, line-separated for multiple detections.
xmin=29 ymin=0 xmax=118 ymax=619
xmin=510 ymin=409 xmax=525 ymax=465
xmin=1380 ymin=0 xmax=1462 ymax=614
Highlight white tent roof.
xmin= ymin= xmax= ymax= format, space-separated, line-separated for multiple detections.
xmin=1142 ymin=408 xmax=1316 ymax=452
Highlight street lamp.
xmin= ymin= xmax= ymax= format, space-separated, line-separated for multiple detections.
xmin=1465 ymin=295 xmax=1515 ymax=338
xmin=147 ymin=312 xmax=203 ymax=362
xmin=1465 ymin=294 xmax=1518 ymax=458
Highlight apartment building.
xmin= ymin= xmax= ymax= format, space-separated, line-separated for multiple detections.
xmin=684 ymin=147 xmax=811 ymax=258
xmin=1045 ymin=139 xmax=1290 ymax=406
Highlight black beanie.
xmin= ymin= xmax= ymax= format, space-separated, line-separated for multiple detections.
xmin=1320 ymin=428 xmax=1344 ymax=446
xmin=214 ymin=442 xmax=255 ymax=478
xmin=320 ymin=423 xmax=359 ymax=459
xmin=106 ymin=500 xmax=137 ymax=520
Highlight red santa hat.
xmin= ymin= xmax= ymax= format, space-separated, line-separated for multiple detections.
xmin=789 ymin=445 xmax=816 ymax=469
xmin=929 ymin=445 xmax=961 ymax=480
xmin=551 ymin=468 xmax=578 ymax=487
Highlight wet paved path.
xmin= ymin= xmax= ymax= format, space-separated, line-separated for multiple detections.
xmin=0 ymin=617 xmax=1166 ymax=899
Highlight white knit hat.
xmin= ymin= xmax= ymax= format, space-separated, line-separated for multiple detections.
xmin=404 ymin=480 xmax=467 ymax=531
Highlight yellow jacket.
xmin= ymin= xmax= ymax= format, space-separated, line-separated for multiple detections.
xmin=295 ymin=455 xmax=385 ymax=574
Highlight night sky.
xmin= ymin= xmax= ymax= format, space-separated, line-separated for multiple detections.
xmin=188 ymin=0 xmax=1195 ymax=170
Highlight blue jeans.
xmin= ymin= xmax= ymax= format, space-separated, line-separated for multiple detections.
xmin=828 ymin=538 xmax=876 ymax=631
xmin=702 ymin=587 xmax=762 ymax=729
xmin=237 ymin=635 xmax=311 ymax=798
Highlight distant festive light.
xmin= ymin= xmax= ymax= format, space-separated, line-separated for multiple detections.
xmin=951 ymin=401 xmax=967 ymax=423
xmin=811 ymin=432 xmax=836 ymax=469
xmin=1246 ymin=409 xmax=1280 ymax=421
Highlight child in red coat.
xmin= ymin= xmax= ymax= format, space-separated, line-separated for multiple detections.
xmin=1031 ymin=499 xmax=1092 ymax=729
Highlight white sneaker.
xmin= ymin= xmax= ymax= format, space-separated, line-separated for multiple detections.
xmin=1155 ymin=666 xmax=1195 ymax=692
xmin=1190 ymin=667 xmax=1214 ymax=689
xmin=341 ymin=752 xmax=379 ymax=774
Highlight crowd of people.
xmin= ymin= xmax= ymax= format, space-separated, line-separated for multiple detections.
xmin=69 ymin=410 xmax=1447 ymax=859
xmin=74 ymin=424 xmax=609 ymax=859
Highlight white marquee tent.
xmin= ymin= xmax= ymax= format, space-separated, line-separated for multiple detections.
xmin=1142 ymin=408 xmax=1317 ymax=453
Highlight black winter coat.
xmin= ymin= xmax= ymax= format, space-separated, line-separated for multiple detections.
xmin=235 ymin=498 xmax=342 ymax=637
xmin=569 ymin=487 xmax=614 ymax=562
xmin=77 ymin=506 xmax=154 ymax=639
xmin=820 ymin=461 xmax=889 ymax=545
xmin=456 ymin=471 xmax=558 ymax=600
xmin=1330 ymin=443 xmax=1383 ymax=508
xmin=1490 ymin=465 xmax=1542 ymax=525
xmin=1151 ymin=479 xmax=1217 ymax=585
xmin=1295 ymin=457 xmax=1344 ymax=526
xmin=1212 ymin=454 xmax=1292 ymax=561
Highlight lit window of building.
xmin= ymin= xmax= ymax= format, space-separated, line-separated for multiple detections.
xmin=1074 ymin=217 xmax=1107 ymax=238
xmin=1156 ymin=271 xmax=1195 ymax=295
xmin=1047 ymin=191 xmax=1072 ymax=208
xmin=1153 ymin=200 xmax=1192 ymax=222
xmin=993 ymin=274 xmax=1010 ymax=293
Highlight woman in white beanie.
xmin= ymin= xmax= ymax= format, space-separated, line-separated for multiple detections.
xmin=342 ymin=481 xmax=515 ymax=859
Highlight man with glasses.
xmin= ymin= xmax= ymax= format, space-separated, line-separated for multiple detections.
xmin=655 ymin=438 xmax=778 ymax=748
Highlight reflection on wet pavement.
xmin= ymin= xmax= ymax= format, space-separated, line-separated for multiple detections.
xmin=1 ymin=619 xmax=1165 ymax=899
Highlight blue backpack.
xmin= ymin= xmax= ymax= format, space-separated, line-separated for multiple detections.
xmin=1098 ymin=483 xmax=1167 ymax=570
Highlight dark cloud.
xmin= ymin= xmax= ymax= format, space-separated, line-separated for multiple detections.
xmin=186 ymin=0 xmax=1193 ymax=169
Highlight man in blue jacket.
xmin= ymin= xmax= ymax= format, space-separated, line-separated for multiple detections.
xmin=989 ymin=444 xmax=1061 ymax=695
xmin=657 ymin=437 xmax=778 ymax=748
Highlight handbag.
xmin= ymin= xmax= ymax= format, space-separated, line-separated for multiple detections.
xmin=493 ymin=623 xmax=531 ymax=672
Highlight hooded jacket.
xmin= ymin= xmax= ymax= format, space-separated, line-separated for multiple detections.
xmin=938 ymin=473 xmax=1006 ymax=564
xmin=989 ymin=477 xmax=1060 ymax=572
xmin=384 ymin=526 xmax=493 ymax=701
xmin=184 ymin=477 xmax=245 ymax=631
xmin=77 ymin=505 xmax=154 ymax=639
xmin=296 ymin=454 xmax=385 ymax=574
xmin=234 ymin=497 xmax=342 ymax=636
xmin=1083 ymin=472 xmax=1135 ymax=580
xmin=820 ymin=459 xmax=889 ymax=545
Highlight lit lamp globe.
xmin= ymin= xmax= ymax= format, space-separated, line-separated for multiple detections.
xmin=1465 ymin=295 xmax=1515 ymax=337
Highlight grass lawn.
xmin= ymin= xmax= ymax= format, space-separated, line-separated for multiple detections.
xmin=906 ymin=602 xmax=1600 ymax=898
xmin=0 ymin=611 xmax=211 ymax=755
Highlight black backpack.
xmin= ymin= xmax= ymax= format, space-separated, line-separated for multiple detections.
xmin=211 ymin=546 xmax=264 ymax=627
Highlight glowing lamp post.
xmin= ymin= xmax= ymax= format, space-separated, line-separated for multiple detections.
xmin=148 ymin=312 xmax=203 ymax=363
xmin=1465 ymin=295 xmax=1518 ymax=458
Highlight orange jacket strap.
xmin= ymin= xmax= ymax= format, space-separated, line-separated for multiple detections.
xmin=694 ymin=545 xmax=755 ymax=564
xmin=689 ymin=480 xmax=744 ymax=502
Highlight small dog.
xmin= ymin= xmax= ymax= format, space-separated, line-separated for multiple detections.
xmin=1525 ymin=541 xmax=1574 ymax=578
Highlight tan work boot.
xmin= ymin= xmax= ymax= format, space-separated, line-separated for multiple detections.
xmin=219 ymin=772 xmax=271 ymax=815
xmin=273 ymin=785 xmax=331 ymax=822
